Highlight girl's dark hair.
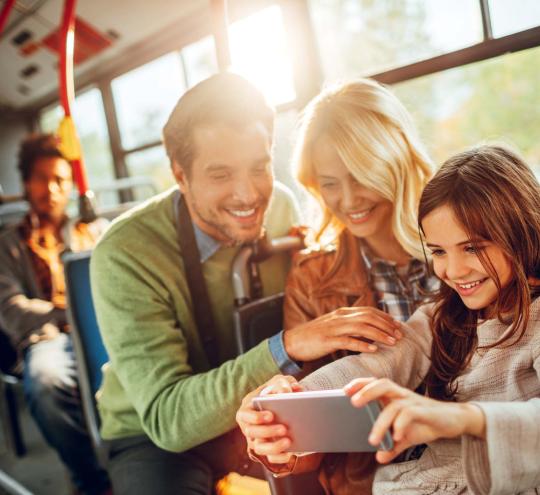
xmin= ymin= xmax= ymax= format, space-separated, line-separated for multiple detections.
xmin=18 ymin=134 xmax=66 ymax=182
xmin=418 ymin=145 xmax=540 ymax=400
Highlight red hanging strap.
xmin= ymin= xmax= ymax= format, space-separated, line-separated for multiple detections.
xmin=57 ymin=0 xmax=96 ymax=222
xmin=57 ymin=0 xmax=89 ymax=194
xmin=0 ymin=0 xmax=16 ymax=37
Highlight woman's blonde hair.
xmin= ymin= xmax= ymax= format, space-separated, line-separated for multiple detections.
xmin=294 ymin=78 xmax=433 ymax=260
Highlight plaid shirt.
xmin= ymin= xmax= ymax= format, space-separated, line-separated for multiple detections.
xmin=19 ymin=214 xmax=104 ymax=309
xmin=360 ymin=242 xmax=439 ymax=322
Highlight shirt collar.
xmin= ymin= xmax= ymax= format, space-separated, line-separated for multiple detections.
xmin=359 ymin=239 xmax=427 ymax=280
xmin=173 ymin=190 xmax=221 ymax=263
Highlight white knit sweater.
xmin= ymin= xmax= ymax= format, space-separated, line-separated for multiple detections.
xmin=301 ymin=298 xmax=540 ymax=495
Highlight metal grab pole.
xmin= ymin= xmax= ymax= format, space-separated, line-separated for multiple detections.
xmin=58 ymin=0 xmax=97 ymax=222
xmin=210 ymin=0 xmax=231 ymax=72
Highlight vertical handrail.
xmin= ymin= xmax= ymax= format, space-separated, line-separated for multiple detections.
xmin=57 ymin=0 xmax=97 ymax=222
xmin=210 ymin=0 xmax=231 ymax=72
xmin=479 ymin=0 xmax=493 ymax=40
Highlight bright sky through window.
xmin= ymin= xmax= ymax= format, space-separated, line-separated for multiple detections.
xmin=229 ymin=6 xmax=296 ymax=106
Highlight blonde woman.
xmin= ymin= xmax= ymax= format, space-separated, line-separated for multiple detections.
xmin=238 ymin=78 xmax=439 ymax=493
xmin=284 ymin=78 xmax=436 ymax=334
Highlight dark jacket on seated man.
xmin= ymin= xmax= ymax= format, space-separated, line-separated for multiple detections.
xmin=0 ymin=215 xmax=104 ymax=353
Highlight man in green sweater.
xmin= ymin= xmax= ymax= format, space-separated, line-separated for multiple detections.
xmin=91 ymin=73 xmax=361 ymax=494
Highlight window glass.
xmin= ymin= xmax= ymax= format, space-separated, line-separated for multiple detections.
xmin=273 ymin=109 xmax=318 ymax=226
xmin=393 ymin=46 xmax=540 ymax=176
xmin=229 ymin=5 xmax=296 ymax=106
xmin=488 ymin=0 xmax=540 ymax=37
xmin=182 ymin=35 xmax=218 ymax=87
xmin=308 ymin=0 xmax=482 ymax=81
xmin=125 ymin=145 xmax=175 ymax=200
xmin=39 ymin=88 xmax=115 ymax=192
xmin=273 ymin=109 xmax=299 ymax=194
xmin=112 ymin=52 xmax=185 ymax=150
xmin=39 ymin=105 xmax=63 ymax=134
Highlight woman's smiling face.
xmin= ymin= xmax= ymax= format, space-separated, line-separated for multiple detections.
xmin=313 ymin=136 xmax=394 ymax=243
xmin=422 ymin=204 xmax=512 ymax=313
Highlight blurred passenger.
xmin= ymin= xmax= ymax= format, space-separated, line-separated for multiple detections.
xmin=236 ymin=78 xmax=438 ymax=492
xmin=0 ymin=134 xmax=110 ymax=495
xmin=240 ymin=145 xmax=540 ymax=494
xmin=90 ymin=73 xmax=402 ymax=495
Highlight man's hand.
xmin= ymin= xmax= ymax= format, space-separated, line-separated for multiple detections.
xmin=284 ymin=306 xmax=402 ymax=362
xmin=344 ymin=377 xmax=487 ymax=464
xmin=236 ymin=375 xmax=301 ymax=465
xmin=29 ymin=322 xmax=60 ymax=344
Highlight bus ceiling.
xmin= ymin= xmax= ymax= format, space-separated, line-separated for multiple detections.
xmin=0 ymin=0 xmax=220 ymax=112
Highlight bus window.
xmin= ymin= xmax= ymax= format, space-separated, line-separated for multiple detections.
xmin=39 ymin=87 xmax=115 ymax=204
xmin=489 ymin=0 xmax=540 ymax=37
xmin=111 ymin=52 xmax=185 ymax=151
xmin=229 ymin=5 xmax=296 ymax=106
xmin=308 ymin=0 xmax=483 ymax=82
xmin=394 ymin=45 xmax=540 ymax=176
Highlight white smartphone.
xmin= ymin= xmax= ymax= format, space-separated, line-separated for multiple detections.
xmin=252 ymin=389 xmax=393 ymax=454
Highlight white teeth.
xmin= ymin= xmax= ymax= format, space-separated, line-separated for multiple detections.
xmin=458 ymin=280 xmax=483 ymax=289
xmin=349 ymin=209 xmax=371 ymax=220
xmin=228 ymin=208 xmax=256 ymax=218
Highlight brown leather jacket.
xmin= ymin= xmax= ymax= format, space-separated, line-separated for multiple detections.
xmin=284 ymin=228 xmax=376 ymax=330
xmin=281 ymin=229 xmax=378 ymax=495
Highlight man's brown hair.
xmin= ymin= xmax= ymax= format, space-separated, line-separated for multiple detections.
xmin=18 ymin=134 xmax=67 ymax=182
xmin=162 ymin=72 xmax=274 ymax=178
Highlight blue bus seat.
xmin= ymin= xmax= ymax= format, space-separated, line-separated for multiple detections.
xmin=63 ymin=250 xmax=108 ymax=466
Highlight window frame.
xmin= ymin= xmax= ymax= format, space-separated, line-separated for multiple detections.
xmin=30 ymin=0 xmax=540 ymax=203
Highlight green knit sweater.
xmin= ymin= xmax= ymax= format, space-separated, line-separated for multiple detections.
xmin=90 ymin=184 xmax=299 ymax=452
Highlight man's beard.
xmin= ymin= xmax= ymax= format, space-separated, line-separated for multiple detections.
xmin=191 ymin=199 xmax=266 ymax=246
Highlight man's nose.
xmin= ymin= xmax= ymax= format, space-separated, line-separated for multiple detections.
xmin=47 ymin=181 xmax=62 ymax=194
xmin=232 ymin=178 xmax=259 ymax=204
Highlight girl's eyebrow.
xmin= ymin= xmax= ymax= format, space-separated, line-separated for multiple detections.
xmin=426 ymin=238 xmax=485 ymax=248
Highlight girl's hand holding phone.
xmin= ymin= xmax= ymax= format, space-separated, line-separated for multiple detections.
xmin=344 ymin=377 xmax=487 ymax=464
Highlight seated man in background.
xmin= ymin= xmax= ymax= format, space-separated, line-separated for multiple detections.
xmin=0 ymin=134 xmax=110 ymax=495
xmin=91 ymin=73 xmax=374 ymax=495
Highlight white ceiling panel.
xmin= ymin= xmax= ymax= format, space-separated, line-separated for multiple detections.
xmin=0 ymin=0 xmax=208 ymax=109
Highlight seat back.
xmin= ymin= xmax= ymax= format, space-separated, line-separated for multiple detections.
xmin=233 ymin=294 xmax=285 ymax=354
xmin=63 ymin=250 xmax=108 ymax=464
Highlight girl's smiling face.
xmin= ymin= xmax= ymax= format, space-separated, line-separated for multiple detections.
xmin=422 ymin=204 xmax=512 ymax=314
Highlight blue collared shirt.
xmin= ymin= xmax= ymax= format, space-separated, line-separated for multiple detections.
xmin=174 ymin=191 xmax=301 ymax=375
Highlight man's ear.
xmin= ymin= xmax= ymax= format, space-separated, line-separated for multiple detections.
xmin=22 ymin=181 xmax=29 ymax=200
xmin=172 ymin=161 xmax=188 ymax=194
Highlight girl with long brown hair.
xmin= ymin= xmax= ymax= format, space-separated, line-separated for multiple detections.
xmin=239 ymin=144 xmax=540 ymax=494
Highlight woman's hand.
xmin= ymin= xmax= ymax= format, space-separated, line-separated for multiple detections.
xmin=236 ymin=375 xmax=302 ymax=464
xmin=284 ymin=306 xmax=403 ymax=362
xmin=344 ymin=378 xmax=486 ymax=464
